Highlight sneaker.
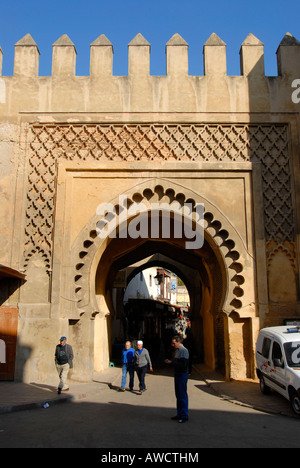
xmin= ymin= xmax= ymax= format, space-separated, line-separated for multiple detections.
xmin=118 ymin=388 xmax=126 ymax=392
xmin=137 ymin=391 xmax=142 ymax=395
xmin=178 ymin=418 xmax=188 ymax=424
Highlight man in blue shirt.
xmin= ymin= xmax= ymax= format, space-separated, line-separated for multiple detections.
xmin=119 ymin=341 xmax=135 ymax=392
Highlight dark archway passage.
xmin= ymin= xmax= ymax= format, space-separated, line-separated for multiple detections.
xmin=95 ymin=231 xmax=227 ymax=374
xmin=113 ymin=259 xmax=193 ymax=369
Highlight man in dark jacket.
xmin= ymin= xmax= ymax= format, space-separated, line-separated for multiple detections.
xmin=55 ymin=337 xmax=74 ymax=394
xmin=164 ymin=335 xmax=189 ymax=423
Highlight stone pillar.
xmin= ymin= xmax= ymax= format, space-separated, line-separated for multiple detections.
xmin=13 ymin=33 xmax=40 ymax=77
xmin=203 ymin=33 xmax=227 ymax=76
xmin=90 ymin=34 xmax=113 ymax=78
xmin=277 ymin=32 xmax=300 ymax=77
xmin=52 ymin=34 xmax=77 ymax=77
xmin=166 ymin=33 xmax=188 ymax=76
xmin=128 ymin=33 xmax=150 ymax=77
xmin=240 ymin=33 xmax=265 ymax=76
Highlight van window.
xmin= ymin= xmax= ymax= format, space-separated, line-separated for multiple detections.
xmin=261 ymin=337 xmax=271 ymax=358
xmin=284 ymin=342 xmax=300 ymax=368
xmin=272 ymin=341 xmax=284 ymax=365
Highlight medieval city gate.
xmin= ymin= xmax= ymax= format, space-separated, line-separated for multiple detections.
xmin=1 ymin=33 xmax=300 ymax=383
xmin=12 ymin=119 xmax=294 ymax=384
xmin=16 ymin=120 xmax=291 ymax=383
xmin=38 ymin=123 xmax=259 ymax=383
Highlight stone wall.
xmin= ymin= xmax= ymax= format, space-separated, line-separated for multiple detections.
xmin=0 ymin=31 xmax=300 ymax=382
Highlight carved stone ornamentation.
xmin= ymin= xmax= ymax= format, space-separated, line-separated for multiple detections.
xmin=24 ymin=122 xmax=293 ymax=271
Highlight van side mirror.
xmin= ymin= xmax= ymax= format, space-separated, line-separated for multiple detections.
xmin=273 ymin=358 xmax=284 ymax=369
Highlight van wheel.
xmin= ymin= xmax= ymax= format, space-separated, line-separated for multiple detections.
xmin=290 ymin=390 xmax=300 ymax=416
xmin=259 ymin=376 xmax=271 ymax=395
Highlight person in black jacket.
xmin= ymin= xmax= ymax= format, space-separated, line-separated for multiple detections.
xmin=164 ymin=335 xmax=189 ymax=423
xmin=55 ymin=337 xmax=74 ymax=394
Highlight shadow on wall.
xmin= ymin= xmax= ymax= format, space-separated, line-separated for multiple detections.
xmin=14 ymin=340 xmax=32 ymax=382
xmin=246 ymin=34 xmax=298 ymax=324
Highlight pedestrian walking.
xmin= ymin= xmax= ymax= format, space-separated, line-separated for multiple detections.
xmin=164 ymin=335 xmax=189 ymax=423
xmin=119 ymin=341 xmax=135 ymax=392
xmin=135 ymin=340 xmax=153 ymax=395
xmin=55 ymin=337 xmax=74 ymax=395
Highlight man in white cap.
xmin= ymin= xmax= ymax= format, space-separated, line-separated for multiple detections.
xmin=135 ymin=340 xmax=153 ymax=395
xmin=55 ymin=337 xmax=74 ymax=394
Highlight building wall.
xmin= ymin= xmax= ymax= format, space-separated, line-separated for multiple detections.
xmin=0 ymin=31 xmax=300 ymax=382
xmin=124 ymin=267 xmax=161 ymax=303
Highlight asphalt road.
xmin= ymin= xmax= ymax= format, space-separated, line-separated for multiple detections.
xmin=0 ymin=370 xmax=299 ymax=449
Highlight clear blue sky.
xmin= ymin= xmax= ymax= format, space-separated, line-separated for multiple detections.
xmin=0 ymin=0 xmax=299 ymax=77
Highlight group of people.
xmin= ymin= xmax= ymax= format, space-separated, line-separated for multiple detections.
xmin=121 ymin=335 xmax=189 ymax=423
xmin=54 ymin=334 xmax=190 ymax=424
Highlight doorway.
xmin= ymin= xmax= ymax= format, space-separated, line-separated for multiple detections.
xmin=70 ymin=183 xmax=257 ymax=381
xmin=111 ymin=263 xmax=191 ymax=368
xmin=0 ymin=307 xmax=18 ymax=381
xmin=95 ymin=232 xmax=227 ymax=374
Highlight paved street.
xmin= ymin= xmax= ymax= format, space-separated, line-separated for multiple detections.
xmin=0 ymin=369 xmax=299 ymax=448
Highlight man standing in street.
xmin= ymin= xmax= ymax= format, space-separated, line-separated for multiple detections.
xmin=165 ymin=335 xmax=189 ymax=423
xmin=119 ymin=341 xmax=135 ymax=392
xmin=135 ymin=340 xmax=153 ymax=395
xmin=55 ymin=337 xmax=74 ymax=395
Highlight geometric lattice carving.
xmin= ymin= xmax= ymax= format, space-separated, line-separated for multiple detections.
xmin=248 ymin=125 xmax=294 ymax=243
xmin=24 ymin=122 xmax=293 ymax=270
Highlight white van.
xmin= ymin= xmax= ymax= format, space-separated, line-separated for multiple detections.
xmin=256 ymin=326 xmax=300 ymax=415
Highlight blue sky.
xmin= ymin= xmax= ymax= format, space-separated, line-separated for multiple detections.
xmin=0 ymin=0 xmax=299 ymax=77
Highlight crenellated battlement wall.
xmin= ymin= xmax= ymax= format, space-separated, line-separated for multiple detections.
xmin=0 ymin=32 xmax=300 ymax=117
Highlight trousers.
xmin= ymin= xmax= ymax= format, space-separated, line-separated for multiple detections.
xmin=175 ymin=373 xmax=189 ymax=419
xmin=121 ymin=364 xmax=135 ymax=390
xmin=56 ymin=363 xmax=70 ymax=390
xmin=136 ymin=365 xmax=148 ymax=391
